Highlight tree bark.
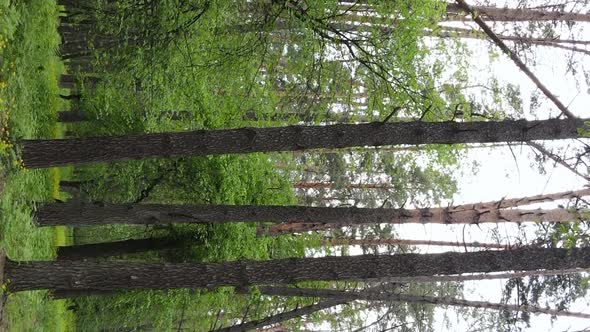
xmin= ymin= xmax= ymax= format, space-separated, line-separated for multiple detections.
xmin=5 ymin=247 xmax=590 ymax=292
xmin=35 ymin=202 xmax=584 ymax=227
xmin=50 ymin=267 xmax=589 ymax=298
xmin=20 ymin=118 xmax=587 ymax=168
xmin=435 ymin=26 xmax=590 ymax=45
xmin=452 ymin=188 xmax=590 ymax=210
xmin=293 ymin=181 xmax=395 ymax=190
xmin=58 ymin=109 xmax=89 ymax=123
xmin=256 ymin=286 xmax=590 ymax=319
xmin=262 ymin=188 xmax=590 ymax=235
xmin=446 ymin=3 xmax=590 ymax=22
xmin=210 ymin=299 xmax=347 ymax=332
xmin=57 ymin=237 xmax=182 ymax=260
xmin=377 ymin=267 xmax=589 ymax=284
xmin=321 ymin=238 xmax=509 ymax=249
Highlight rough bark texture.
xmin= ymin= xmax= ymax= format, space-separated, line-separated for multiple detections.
xmin=257 ymin=286 xmax=590 ymax=319
xmin=210 ymin=299 xmax=346 ymax=332
xmin=57 ymin=237 xmax=181 ymax=260
xmin=21 ymin=118 xmax=587 ymax=168
xmin=6 ymin=247 xmax=590 ymax=292
xmin=261 ymin=207 xmax=582 ymax=236
xmin=36 ymin=201 xmax=585 ymax=227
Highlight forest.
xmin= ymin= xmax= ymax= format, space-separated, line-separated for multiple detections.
xmin=0 ymin=0 xmax=589 ymax=331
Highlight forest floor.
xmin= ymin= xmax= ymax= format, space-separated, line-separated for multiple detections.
xmin=0 ymin=1 xmax=75 ymax=331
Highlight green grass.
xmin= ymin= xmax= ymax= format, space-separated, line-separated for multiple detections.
xmin=0 ymin=0 xmax=74 ymax=331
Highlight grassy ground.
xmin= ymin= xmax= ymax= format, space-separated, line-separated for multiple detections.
xmin=0 ymin=0 xmax=75 ymax=330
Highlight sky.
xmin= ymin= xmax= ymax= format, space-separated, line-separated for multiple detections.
xmin=396 ymin=1 xmax=590 ymax=330
xmin=302 ymin=1 xmax=590 ymax=330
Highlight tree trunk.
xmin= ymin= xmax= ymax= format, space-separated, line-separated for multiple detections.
xmin=210 ymin=299 xmax=347 ymax=332
xmin=293 ymin=181 xmax=395 ymax=190
xmin=262 ymin=188 xmax=590 ymax=235
xmin=53 ymin=267 xmax=587 ymax=297
xmin=5 ymin=247 xmax=590 ymax=292
xmin=446 ymin=3 xmax=590 ymax=22
xmin=20 ymin=118 xmax=587 ymax=168
xmin=336 ymin=1 xmax=590 ymax=23
xmin=377 ymin=267 xmax=589 ymax=284
xmin=435 ymin=26 xmax=590 ymax=46
xmin=256 ymin=286 xmax=590 ymax=319
xmin=453 ymin=0 xmax=575 ymax=119
xmin=528 ymin=142 xmax=590 ymax=182
xmin=35 ymin=201 xmax=584 ymax=227
xmin=58 ymin=109 xmax=89 ymax=123
xmin=321 ymin=238 xmax=509 ymax=249
xmin=452 ymin=188 xmax=590 ymax=210
xmin=57 ymin=237 xmax=182 ymax=260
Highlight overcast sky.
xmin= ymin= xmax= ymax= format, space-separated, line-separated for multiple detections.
xmin=393 ymin=1 xmax=590 ymax=330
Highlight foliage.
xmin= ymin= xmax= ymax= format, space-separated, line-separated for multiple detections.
xmin=0 ymin=0 xmax=75 ymax=330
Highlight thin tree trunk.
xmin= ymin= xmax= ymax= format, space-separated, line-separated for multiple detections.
xmin=528 ymin=142 xmax=590 ymax=182
xmin=452 ymin=188 xmax=590 ymax=210
xmin=321 ymin=238 xmax=509 ymax=249
xmin=446 ymin=3 xmax=590 ymax=22
xmin=35 ymin=202 xmax=584 ymax=227
xmin=337 ymin=1 xmax=590 ymax=22
xmin=20 ymin=118 xmax=587 ymax=168
xmin=256 ymin=286 xmax=590 ymax=319
xmin=210 ymin=298 xmax=347 ymax=332
xmin=453 ymin=0 xmax=575 ymax=119
xmin=378 ymin=267 xmax=589 ymax=284
xmin=6 ymin=247 xmax=590 ymax=292
xmin=293 ymin=182 xmax=395 ymax=190
xmin=435 ymin=26 xmax=590 ymax=45
xmin=57 ymin=237 xmax=182 ymax=260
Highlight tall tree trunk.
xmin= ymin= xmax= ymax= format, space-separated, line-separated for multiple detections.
xmin=293 ymin=181 xmax=395 ymax=190
xmin=210 ymin=298 xmax=347 ymax=332
xmin=435 ymin=26 xmax=590 ymax=45
xmin=5 ymin=247 xmax=590 ymax=292
xmin=377 ymin=267 xmax=589 ymax=284
xmin=57 ymin=237 xmax=182 ymax=260
xmin=35 ymin=202 xmax=584 ymax=227
xmin=20 ymin=118 xmax=586 ymax=168
xmin=451 ymin=188 xmax=590 ymax=210
xmin=256 ymin=286 xmax=590 ymax=319
xmin=51 ymin=267 xmax=587 ymax=298
xmin=321 ymin=238 xmax=509 ymax=249
xmin=335 ymin=2 xmax=590 ymax=23
xmin=263 ymin=188 xmax=590 ymax=235
xmin=445 ymin=3 xmax=590 ymax=22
